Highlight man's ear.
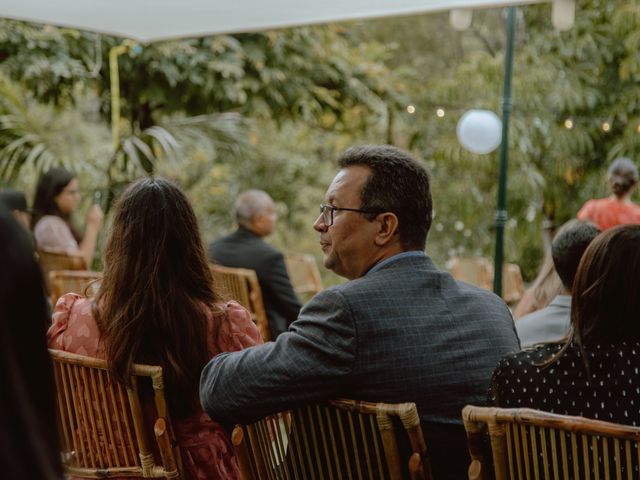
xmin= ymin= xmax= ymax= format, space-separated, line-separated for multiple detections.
xmin=374 ymin=213 xmax=399 ymax=246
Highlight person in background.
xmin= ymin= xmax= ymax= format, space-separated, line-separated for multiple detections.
xmin=200 ymin=145 xmax=519 ymax=480
xmin=516 ymin=219 xmax=600 ymax=347
xmin=577 ymin=156 xmax=640 ymax=230
xmin=31 ymin=167 xmax=103 ymax=267
xmin=490 ymin=224 xmax=640 ymax=426
xmin=48 ymin=177 xmax=262 ymax=480
xmin=209 ymin=189 xmax=302 ymax=339
xmin=0 ymin=188 xmax=32 ymax=230
xmin=512 ymin=252 xmax=563 ymax=320
xmin=0 ymin=205 xmax=63 ymax=480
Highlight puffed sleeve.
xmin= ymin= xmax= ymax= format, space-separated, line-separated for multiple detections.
xmin=576 ymin=200 xmax=595 ymax=221
xmin=47 ymin=293 xmax=81 ymax=349
xmin=216 ymin=301 xmax=264 ymax=353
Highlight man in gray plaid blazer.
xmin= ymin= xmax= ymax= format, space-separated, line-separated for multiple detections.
xmin=200 ymin=145 xmax=519 ymax=479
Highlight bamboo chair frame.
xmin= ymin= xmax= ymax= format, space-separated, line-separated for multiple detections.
xmin=448 ymin=256 xmax=524 ymax=304
xmin=49 ymin=349 xmax=183 ymax=479
xmin=38 ymin=247 xmax=87 ymax=272
xmin=463 ymin=406 xmax=640 ymax=480
xmin=48 ymin=269 xmax=102 ymax=305
xmin=210 ymin=264 xmax=271 ymax=341
xmin=232 ymin=398 xmax=432 ymax=480
xmin=284 ymin=252 xmax=323 ymax=300
xmin=38 ymin=247 xmax=87 ymax=292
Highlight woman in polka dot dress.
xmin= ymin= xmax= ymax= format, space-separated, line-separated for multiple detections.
xmin=489 ymin=224 xmax=640 ymax=426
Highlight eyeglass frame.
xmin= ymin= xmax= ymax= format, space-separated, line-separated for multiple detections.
xmin=319 ymin=203 xmax=385 ymax=227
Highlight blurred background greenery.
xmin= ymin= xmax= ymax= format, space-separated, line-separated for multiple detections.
xmin=1 ymin=0 xmax=639 ymax=285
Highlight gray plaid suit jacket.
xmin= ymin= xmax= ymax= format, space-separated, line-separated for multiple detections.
xmin=200 ymin=254 xmax=519 ymax=479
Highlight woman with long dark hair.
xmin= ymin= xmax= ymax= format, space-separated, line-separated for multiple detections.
xmin=32 ymin=167 xmax=103 ymax=266
xmin=0 ymin=205 xmax=63 ymax=479
xmin=490 ymin=224 xmax=640 ymax=425
xmin=48 ymin=177 xmax=262 ymax=479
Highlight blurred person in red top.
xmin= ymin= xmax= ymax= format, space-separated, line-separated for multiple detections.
xmin=577 ymin=156 xmax=640 ymax=230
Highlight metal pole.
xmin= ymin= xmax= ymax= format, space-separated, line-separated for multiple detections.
xmin=493 ymin=6 xmax=516 ymax=296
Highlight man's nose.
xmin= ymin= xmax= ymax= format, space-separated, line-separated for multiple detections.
xmin=313 ymin=213 xmax=327 ymax=232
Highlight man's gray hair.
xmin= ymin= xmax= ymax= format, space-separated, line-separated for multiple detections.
xmin=234 ymin=189 xmax=273 ymax=227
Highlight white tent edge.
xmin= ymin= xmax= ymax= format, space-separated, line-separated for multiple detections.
xmin=1 ymin=0 xmax=548 ymax=43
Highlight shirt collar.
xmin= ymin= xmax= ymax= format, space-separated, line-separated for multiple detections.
xmin=366 ymin=250 xmax=425 ymax=275
xmin=549 ymin=294 xmax=572 ymax=308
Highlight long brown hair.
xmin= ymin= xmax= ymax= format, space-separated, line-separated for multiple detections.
xmin=571 ymin=224 xmax=640 ymax=346
xmin=31 ymin=167 xmax=81 ymax=241
xmin=95 ymin=177 xmax=221 ymax=416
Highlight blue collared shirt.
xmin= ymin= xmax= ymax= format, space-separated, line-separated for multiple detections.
xmin=366 ymin=250 xmax=425 ymax=275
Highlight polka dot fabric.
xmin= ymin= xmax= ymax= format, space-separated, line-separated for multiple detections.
xmin=489 ymin=341 xmax=640 ymax=426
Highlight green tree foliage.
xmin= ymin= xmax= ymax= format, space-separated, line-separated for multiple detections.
xmin=0 ymin=20 xmax=390 ymax=130
xmin=1 ymin=3 xmax=638 ymax=285
xmin=352 ymin=2 xmax=640 ymax=279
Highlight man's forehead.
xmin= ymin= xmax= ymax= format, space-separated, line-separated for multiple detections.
xmin=325 ymin=166 xmax=371 ymax=201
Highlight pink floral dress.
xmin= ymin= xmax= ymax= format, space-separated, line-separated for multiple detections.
xmin=48 ymin=293 xmax=263 ymax=480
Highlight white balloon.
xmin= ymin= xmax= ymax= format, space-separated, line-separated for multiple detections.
xmin=456 ymin=109 xmax=503 ymax=154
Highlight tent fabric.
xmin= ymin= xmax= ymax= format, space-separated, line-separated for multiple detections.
xmin=1 ymin=0 xmax=546 ymax=43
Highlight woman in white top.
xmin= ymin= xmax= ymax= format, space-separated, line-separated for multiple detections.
xmin=31 ymin=167 xmax=103 ymax=267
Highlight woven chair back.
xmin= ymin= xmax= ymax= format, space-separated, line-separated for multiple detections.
xmin=233 ymin=398 xmax=431 ymax=480
xmin=284 ymin=252 xmax=323 ymax=300
xmin=48 ymin=270 xmax=102 ymax=305
xmin=463 ymin=406 xmax=640 ymax=480
xmin=448 ymin=256 xmax=524 ymax=304
xmin=50 ymin=349 xmax=183 ymax=479
xmin=38 ymin=247 xmax=87 ymax=272
xmin=38 ymin=248 xmax=87 ymax=292
xmin=210 ymin=264 xmax=270 ymax=341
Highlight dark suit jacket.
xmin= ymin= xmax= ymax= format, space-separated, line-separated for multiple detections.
xmin=208 ymin=227 xmax=302 ymax=338
xmin=200 ymin=254 xmax=519 ymax=480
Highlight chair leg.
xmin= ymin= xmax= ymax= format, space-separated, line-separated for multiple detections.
xmin=408 ymin=452 xmax=426 ymax=480
xmin=154 ymin=418 xmax=180 ymax=479
xmin=232 ymin=425 xmax=255 ymax=480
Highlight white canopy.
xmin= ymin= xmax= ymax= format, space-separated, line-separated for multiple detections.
xmin=2 ymin=0 xmax=546 ymax=43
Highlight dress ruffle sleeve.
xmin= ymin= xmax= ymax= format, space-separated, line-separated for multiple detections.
xmin=47 ymin=293 xmax=81 ymax=350
xmin=47 ymin=293 xmax=102 ymax=356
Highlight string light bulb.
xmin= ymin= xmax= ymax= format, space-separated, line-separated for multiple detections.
xmin=601 ymin=122 xmax=611 ymax=132
xmin=406 ymin=105 xmax=416 ymax=114
xmin=436 ymin=108 xmax=446 ymax=118
xmin=564 ymin=119 xmax=573 ymax=129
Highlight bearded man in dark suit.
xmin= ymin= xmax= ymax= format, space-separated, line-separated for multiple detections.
xmin=208 ymin=189 xmax=301 ymax=339
xmin=201 ymin=145 xmax=519 ymax=480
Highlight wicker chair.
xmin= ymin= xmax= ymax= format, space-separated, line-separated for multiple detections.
xmin=210 ymin=264 xmax=270 ymax=341
xmin=48 ymin=269 xmax=102 ymax=305
xmin=38 ymin=248 xmax=87 ymax=292
xmin=448 ymin=256 xmax=524 ymax=304
xmin=232 ymin=398 xmax=432 ymax=480
xmin=50 ymin=349 xmax=183 ymax=479
xmin=38 ymin=247 xmax=87 ymax=272
xmin=284 ymin=252 xmax=323 ymax=300
xmin=463 ymin=406 xmax=640 ymax=480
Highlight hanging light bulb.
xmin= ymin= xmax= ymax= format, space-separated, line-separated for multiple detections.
xmin=449 ymin=9 xmax=472 ymax=31
xmin=564 ymin=119 xmax=573 ymax=129
xmin=436 ymin=108 xmax=445 ymax=118
xmin=552 ymin=0 xmax=575 ymax=31
xmin=601 ymin=122 xmax=611 ymax=132
xmin=406 ymin=105 xmax=416 ymax=114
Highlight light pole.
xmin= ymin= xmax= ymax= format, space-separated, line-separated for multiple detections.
xmin=492 ymin=6 xmax=516 ymax=296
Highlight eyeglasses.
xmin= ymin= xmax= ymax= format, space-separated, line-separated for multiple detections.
xmin=319 ymin=204 xmax=383 ymax=227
